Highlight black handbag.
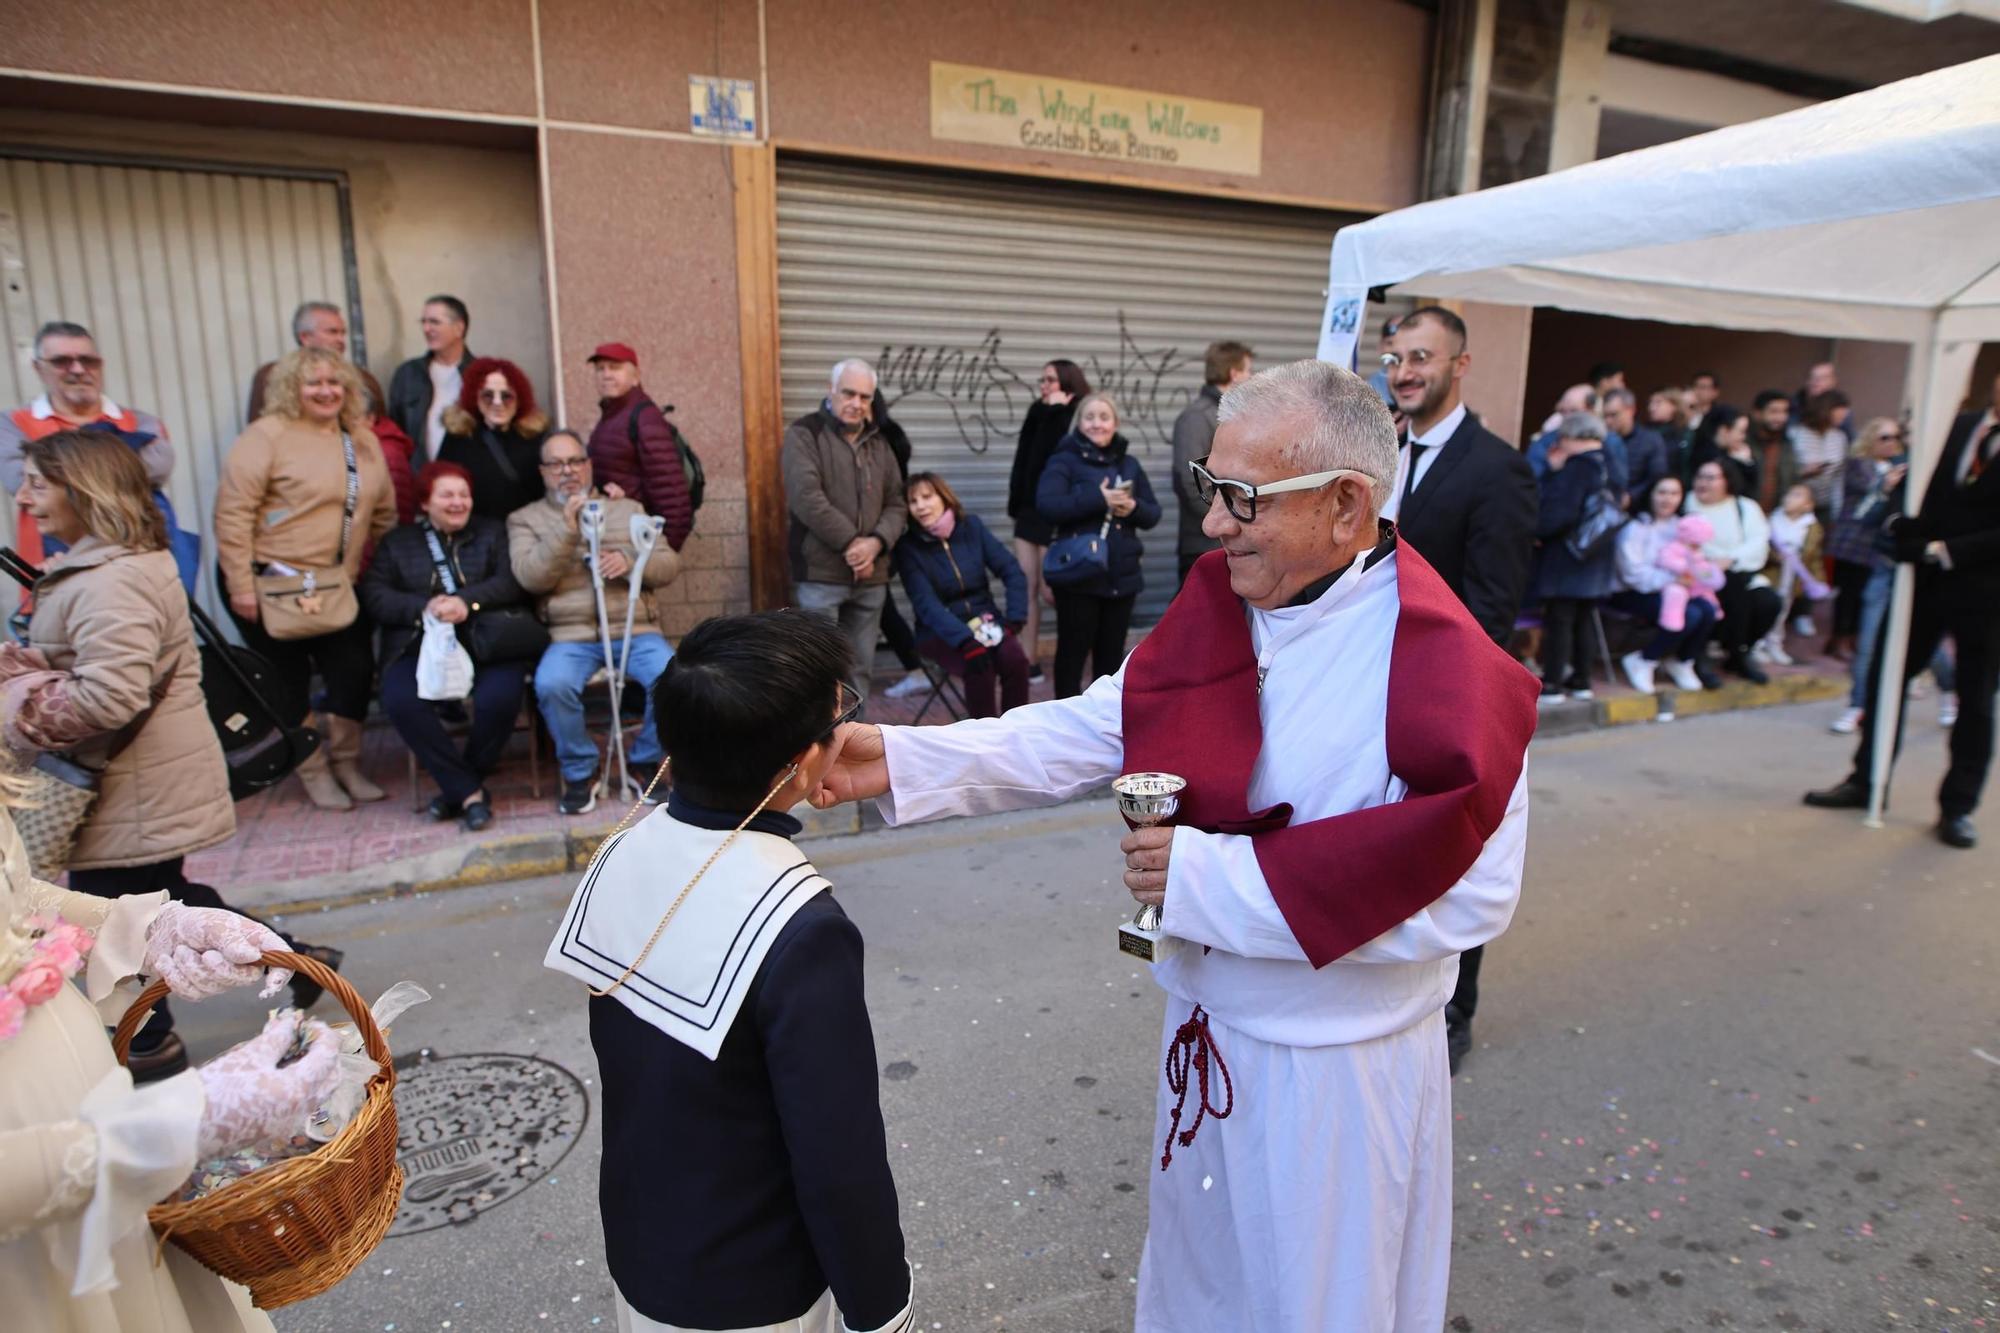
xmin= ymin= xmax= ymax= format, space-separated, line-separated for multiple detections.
xmin=422 ymin=525 xmax=550 ymax=664
xmin=0 ymin=546 xmax=316 ymax=802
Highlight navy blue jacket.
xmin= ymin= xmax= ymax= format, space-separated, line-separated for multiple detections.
xmin=592 ymin=795 xmax=910 ymax=1331
xmin=1033 ymin=431 xmax=1161 ymax=599
xmin=1532 ymin=448 xmax=1620 ymax=600
xmin=893 ymin=511 xmax=1027 ymax=649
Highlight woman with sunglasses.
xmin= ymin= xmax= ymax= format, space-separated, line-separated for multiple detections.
xmin=1034 ymin=392 xmax=1160 ymax=697
xmin=438 ymin=357 xmax=549 ymax=521
xmin=1007 ymin=360 xmax=1091 ymax=679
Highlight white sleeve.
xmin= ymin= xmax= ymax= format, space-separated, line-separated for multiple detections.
xmin=61 ymin=1068 xmax=205 ymax=1296
xmin=876 ymin=669 xmax=1127 ymax=826
xmin=1162 ymin=766 xmax=1530 ymax=965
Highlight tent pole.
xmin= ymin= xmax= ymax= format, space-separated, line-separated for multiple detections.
xmin=1865 ymin=311 xmax=1959 ymax=827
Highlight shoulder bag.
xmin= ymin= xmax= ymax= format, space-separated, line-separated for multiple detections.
xmin=1564 ymin=457 xmax=1629 ymax=562
xmin=1043 ymin=517 xmax=1113 ymax=588
xmin=254 ymin=432 xmax=362 ymax=641
xmin=13 ymin=667 xmax=175 ymax=878
xmin=422 ymin=524 xmax=550 ymax=665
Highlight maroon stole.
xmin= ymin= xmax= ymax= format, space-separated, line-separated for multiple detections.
xmin=1121 ymin=542 xmax=1539 ymax=969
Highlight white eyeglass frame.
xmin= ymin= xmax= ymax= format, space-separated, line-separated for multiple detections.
xmin=1188 ymin=457 xmax=1372 ymax=522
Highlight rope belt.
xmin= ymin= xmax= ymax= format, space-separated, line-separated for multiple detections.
xmin=1161 ymin=1002 xmax=1233 ymax=1171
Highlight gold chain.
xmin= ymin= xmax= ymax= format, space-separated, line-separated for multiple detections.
xmin=586 ymin=763 xmax=798 ymax=999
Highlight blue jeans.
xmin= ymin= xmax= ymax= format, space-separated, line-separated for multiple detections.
xmin=534 ymin=635 xmax=671 ymax=782
xmin=1850 ymin=563 xmax=1955 ymax=707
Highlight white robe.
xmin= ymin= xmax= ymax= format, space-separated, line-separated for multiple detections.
xmin=878 ymin=549 xmax=1530 ymax=1332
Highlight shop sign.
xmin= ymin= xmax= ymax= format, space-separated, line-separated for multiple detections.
xmin=929 ymin=61 xmax=1261 ymax=177
xmin=691 ymin=75 xmax=758 ymax=140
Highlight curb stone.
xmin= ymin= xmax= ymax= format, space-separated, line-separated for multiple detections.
xmin=252 ymin=674 xmax=1846 ymax=916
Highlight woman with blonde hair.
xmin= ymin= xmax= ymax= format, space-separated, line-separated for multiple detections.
xmin=1033 ymin=391 xmax=1160 ymax=697
xmin=215 ymin=346 xmax=396 ymax=809
xmin=0 ymin=757 xmax=341 ymax=1331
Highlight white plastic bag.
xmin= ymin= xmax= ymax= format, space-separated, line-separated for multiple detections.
xmin=416 ymin=611 xmax=475 ymax=700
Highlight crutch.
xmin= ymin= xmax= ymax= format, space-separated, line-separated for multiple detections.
xmin=579 ymin=500 xmax=630 ymax=801
xmin=611 ymin=514 xmax=665 ymax=801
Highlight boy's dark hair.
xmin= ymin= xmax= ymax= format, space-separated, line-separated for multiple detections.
xmin=654 ymin=611 xmax=853 ymax=809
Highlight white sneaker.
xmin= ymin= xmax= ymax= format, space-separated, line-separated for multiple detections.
xmin=1762 ymin=636 xmax=1795 ymax=667
xmin=1664 ymin=659 xmax=1703 ymax=693
xmin=1790 ymin=616 xmax=1816 ymax=638
xmin=883 ymin=670 xmax=930 ymax=699
xmin=1939 ymin=692 xmax=1959 ymax=727
xmin=1568 ymin=687 xmax=1595 ymax=702
xmin=1620 ymin=651 xmax=1658 ymax=695
xmin=1830 ymin=706 xmax=1863 ymax=734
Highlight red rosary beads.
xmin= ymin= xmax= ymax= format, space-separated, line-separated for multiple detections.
xmin=1161 ymin=1002 xmax=1233 ymax=1171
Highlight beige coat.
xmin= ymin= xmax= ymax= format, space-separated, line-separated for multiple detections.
xmin=28 ymin=540 xmax=235 ymax=869
xmin=507 ymin=492 xmax=681 ymax=644
xmin=213 ymin=414 xmax=396 ymax=602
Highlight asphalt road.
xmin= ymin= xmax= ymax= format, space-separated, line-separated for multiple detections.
xmin=166 ymin=697 xmax=1998 ymax=1333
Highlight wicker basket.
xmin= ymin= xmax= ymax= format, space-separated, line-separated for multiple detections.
xmin=112 ymin=949 xmax=404 ymax=1310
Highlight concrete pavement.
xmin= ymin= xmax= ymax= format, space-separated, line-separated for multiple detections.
xmin=158 ymin=695 xmax=1995 ymax=1332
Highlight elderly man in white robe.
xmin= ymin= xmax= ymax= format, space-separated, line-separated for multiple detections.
xmin=810 ymin=359 xmax=1538 ymax=1332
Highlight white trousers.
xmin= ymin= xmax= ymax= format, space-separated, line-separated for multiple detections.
xmin=1134 ymin=1006 xmax=1452 ymax=1333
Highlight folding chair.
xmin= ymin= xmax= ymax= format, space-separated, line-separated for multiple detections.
xmin=910 ymin=653 xmax=969 ymax=725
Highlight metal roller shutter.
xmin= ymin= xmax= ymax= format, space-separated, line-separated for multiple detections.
xmin=0 ymin=151 xmax=359 ymax=617
xmin=775 ymin=157 xmax=1405 ymax=624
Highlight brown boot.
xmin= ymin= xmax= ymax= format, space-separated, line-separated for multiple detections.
xmin=325 ymin=715 xmax=386 ymax=803
xmin=294 ymin=735 xmax=353 ymax=810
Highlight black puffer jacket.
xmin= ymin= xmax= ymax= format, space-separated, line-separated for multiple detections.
xmin=359 ymin=515 xmax=526 ymax=665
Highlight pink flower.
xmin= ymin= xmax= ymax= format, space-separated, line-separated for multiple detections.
xmin=0 ymin=989 xmax=23 ymax=1041
xmin=40 ymin=935 xmax=81 ymax=973
xmin=11 ymin=959 xmax=65 ymax=1005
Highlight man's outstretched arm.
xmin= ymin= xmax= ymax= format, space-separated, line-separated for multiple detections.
xmin=811 ymin=674 xmax=1128 ymax=826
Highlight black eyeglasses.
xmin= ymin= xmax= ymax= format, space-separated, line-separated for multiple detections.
xmin=540 ymin=457 xmax=588 ymax=473
xmin=1188 ymin=455 xmax=1369 ymax=523
xmin=819 ymin=682 xmax=863 ymax=740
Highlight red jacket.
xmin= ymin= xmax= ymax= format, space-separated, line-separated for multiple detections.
xmin=373 ymin=413 xmax=418 ymax=525
xmin=587 ymin=389 xmax=693 ymax=550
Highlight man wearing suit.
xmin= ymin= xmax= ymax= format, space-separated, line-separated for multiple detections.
xmin=1381 ymin=306 xmax=1539 ymax=1073
xmin=1805 ymin=372 xmax=2000 ymax=849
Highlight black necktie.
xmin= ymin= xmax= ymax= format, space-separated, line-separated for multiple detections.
xmin=1404 ymin=441 xmax=1431 ymax=501
xmin=1968 ymin=422 xmax=1996 ymax=486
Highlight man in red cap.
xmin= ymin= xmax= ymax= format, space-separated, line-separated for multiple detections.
xmin=586 ymin=342 xmax=694 ymax=551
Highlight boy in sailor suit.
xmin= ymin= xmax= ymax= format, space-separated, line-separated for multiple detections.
xmin=545 ymin=611 xmax=913 ymax=1333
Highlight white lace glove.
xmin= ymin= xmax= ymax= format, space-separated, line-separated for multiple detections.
xmin=194 ymin=1009 xmax=342 ymax=1160
xmin=142 ymin=902 xmax=292 ymax=1000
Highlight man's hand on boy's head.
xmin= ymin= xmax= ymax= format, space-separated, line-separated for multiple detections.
xmin=808 ymin=722 xmax=889 ymax=809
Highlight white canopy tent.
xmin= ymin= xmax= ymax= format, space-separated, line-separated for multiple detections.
xmin=1319 ymin=53 xmax=2000 ymax=825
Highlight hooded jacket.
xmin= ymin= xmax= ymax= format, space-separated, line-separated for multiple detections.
xmin=26 ymin=539 xmax=235 ymax=869
xmin=893 ymin=511 xmax=1027 ymax=649
xmin=506 ymin=492 xmax=681 ymax=644
xmin=781 ymin=406 xmax=907 ymax=587
xmin=1034 ymin=431 xmax=1161 ymax=600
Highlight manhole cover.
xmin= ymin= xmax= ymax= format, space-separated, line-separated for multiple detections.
xmin=388 ymin=1052 xmax=590 ymax=1235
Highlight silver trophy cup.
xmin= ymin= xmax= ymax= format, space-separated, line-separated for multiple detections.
xmin=1113 ymin=772 xmax=1186 ymax=963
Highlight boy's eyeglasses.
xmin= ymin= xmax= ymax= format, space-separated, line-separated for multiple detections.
xmin=820 ymin=683 xmax=863 ymax=740
xmin=1188 ymin=455 xmax=1370 ymax=523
